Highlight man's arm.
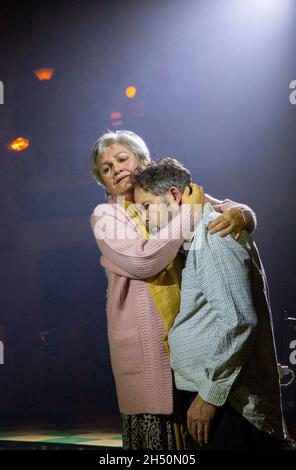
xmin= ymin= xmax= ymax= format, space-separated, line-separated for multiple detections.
xmin=187 ymin=225 xmax=258 ymax=445
xmin=194 ymin=227 xmax=258 ymax=406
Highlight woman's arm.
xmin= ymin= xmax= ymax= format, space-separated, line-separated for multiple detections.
xmin=90 ymin=202 xmax=193 ymax=280
xmin=91 ymin=183 xmax=203 ymax=279
xmin=205 ymin=194 xmax=257 ymax=235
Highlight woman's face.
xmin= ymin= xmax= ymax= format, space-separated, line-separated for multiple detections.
xmin=98 ymin=143 xmax=146 ymax=200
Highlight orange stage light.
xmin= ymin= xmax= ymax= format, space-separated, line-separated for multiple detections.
xmin=34 ymin=68 xmax=55 ymax=80
xmin=7 ymin=137 xmax=30 ymax=152
xmin=111 ymin=121 xmax=123 ymax=127
xmin=125 ymin=86 xmax=137 ymax=99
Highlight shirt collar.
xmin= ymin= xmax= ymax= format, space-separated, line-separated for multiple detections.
xmin=202 ymin=202 xmax=215 ymax=218
xmin=186 ymin=202 xmax=215 ymax=246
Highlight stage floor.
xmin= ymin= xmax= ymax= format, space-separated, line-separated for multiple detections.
xmin=0 ymin=426 xmax=122 ymax=449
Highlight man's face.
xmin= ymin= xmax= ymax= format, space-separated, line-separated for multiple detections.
xmin=134 ymin=185 xmax=181 ymax=234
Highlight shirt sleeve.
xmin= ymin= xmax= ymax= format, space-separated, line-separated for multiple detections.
xmin=205 ymin=193 xmax=257 ymax=233
xmin=194 ymin=225 xmax=258 ymax=406
xmin=90 ymin=202 xmax=196 ymax=279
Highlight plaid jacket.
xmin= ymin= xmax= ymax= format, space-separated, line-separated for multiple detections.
xmin=168 ymin=203 xmax=285 ymax=439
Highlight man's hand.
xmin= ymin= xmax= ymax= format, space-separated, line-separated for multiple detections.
xmin=187 ymin=394 xmax=217 ymax=446
xmin=182 ymin=183 xmax=205 ymax=211
xmin=207 ymin=208 xmax=245 ymax=240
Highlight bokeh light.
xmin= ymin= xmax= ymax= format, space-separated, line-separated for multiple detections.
xmin=125 ymin=86 xmax=137 ymax=99
xmin=7 ymin=137 xmax=30 ymax=152
xmin=34 ymin=68 xmax=55 ymax=81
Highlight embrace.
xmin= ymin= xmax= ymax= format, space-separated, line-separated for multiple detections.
xmin=90 ymin=130 xmax=286 ymax=450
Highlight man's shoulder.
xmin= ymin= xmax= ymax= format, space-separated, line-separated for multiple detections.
xmin=190 ymin=209 xmax=253 ymax=260
xmin=203 ymin=227 xmax=253 ymax=262
xmin=188 ymin=205 xmax=220 ymax=250
xmin=203 ymin=209 xmax=221 ymax=226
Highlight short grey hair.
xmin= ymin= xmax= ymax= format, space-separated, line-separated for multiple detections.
xmin=91 ymin=130 xmax=151 ymax=186
xmin=132 ymin=157 xmax=191 ymax=196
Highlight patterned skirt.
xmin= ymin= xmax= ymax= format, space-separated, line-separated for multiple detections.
xmin=121 ymin=413 xmax=175 ymax=450
xmin=121 ymin=385 xmax=190 ymax=450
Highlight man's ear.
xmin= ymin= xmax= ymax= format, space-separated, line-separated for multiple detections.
xmin=168 ymin=186 xmax=182 ymax=204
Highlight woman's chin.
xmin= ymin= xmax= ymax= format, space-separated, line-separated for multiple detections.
xmin=110 ymin=187 xmax=134 ymax=200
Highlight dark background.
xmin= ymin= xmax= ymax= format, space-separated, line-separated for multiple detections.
xmin=0 ymin=0 xmax=295 ymax=430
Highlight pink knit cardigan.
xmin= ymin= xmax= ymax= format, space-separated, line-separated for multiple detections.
xmin=90 ymin=194 xmax=256 ymax=415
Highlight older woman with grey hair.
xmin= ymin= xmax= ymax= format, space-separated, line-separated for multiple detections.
xmin=90 ymin=130 xmax=257 ymax=450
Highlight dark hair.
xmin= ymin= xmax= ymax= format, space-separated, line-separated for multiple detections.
xmin=131 ymin=157 xmax=191 ymax=196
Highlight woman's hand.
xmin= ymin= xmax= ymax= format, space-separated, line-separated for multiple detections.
xmin=182 ymin=183 xmax=205 ymax=211
xmin=207 ymin=208 xmax=245 ymax=240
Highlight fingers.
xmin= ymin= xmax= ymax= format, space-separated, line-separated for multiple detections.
xmin=191 ymin=184 xmax=205 ymax=205
xmin=182 ymin=183 xmax=205 ymax=207
xmin=190 ymin=183 xmax=204 ymax=193
xmin=207 ymin=215 xmax=222 ymax=228
xmin=204 ymin=421 xmax=210 ymax=445
xmin=207 ymin=218 xmax=241 ymax=239
xmin=197 ymin=424 xmax=205 ymax=447
xmin=207 ymin=217 xmax=229 ymax=234
xmin=191 ymin=423 xmax=205 ymax=447
xmin=187 ymin=410 xmax=204 ymax=447
xmin=187 ymin=411 xmax=193 ymax=438
xmin=219 ymin=224 xmax=237 ymax=238
xmin=183 ymin=185 xmax=190 ymax=197
xmin=208 ymin=222 xmax=229 ymax=235
xmin=187 ymin=408 xmax=200 ymax=445
xmin=188 ymin=417 xmax=204 ymax=447
xmin=191 ymin=421 xmax=198 ymax=443
xmin=207 ymin=205 xmax=246 ymax=238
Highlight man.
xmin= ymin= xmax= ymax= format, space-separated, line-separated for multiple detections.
xmin=133 ymin=157 xmax=285 ymax=450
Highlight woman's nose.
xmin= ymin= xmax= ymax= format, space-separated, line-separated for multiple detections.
xmin=113 ymin=163 xmax=123 ymax=175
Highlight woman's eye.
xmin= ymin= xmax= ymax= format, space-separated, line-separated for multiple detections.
xmin=103 ymin=167 xmax=109 ymax=173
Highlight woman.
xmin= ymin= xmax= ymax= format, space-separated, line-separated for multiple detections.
xmin=90 ymin=130 xmax=256 ymax=450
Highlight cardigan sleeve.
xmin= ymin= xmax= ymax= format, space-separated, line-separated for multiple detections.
xmin=90 ymin=202 xmax=196 ymax=279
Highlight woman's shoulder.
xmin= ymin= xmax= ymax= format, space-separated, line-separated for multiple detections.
xmin=91 ymin=200 xmax=126 ymax=216
xmin=90 ymin=201 xmax=131 ymax=231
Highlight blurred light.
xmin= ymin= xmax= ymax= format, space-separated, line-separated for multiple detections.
xmin=110 ymin=112 xmax=122 ymax=119
xmin=7 ymin=137 xmax=30 ymax=152
xmin=34 ymin=68 xmax=55 ymax=80
xmin=125 ymin=86 xmax=137 ymax=99
xmin=238 ymin=0 xmax=287 ymax=21
xmin=128 ymin=100 xmax=144 ymax=117
xmin=111 ymin=111 xmax=123 ymax=127
xmin=246 ymin=0 xmax=282 ymax=10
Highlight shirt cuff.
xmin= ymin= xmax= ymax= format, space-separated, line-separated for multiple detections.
xmin=198 ymin=379 xmax=233 ymax=406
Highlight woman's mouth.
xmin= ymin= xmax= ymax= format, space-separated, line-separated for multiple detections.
xmin=115 ymin=174 xmax=130 ymax=184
